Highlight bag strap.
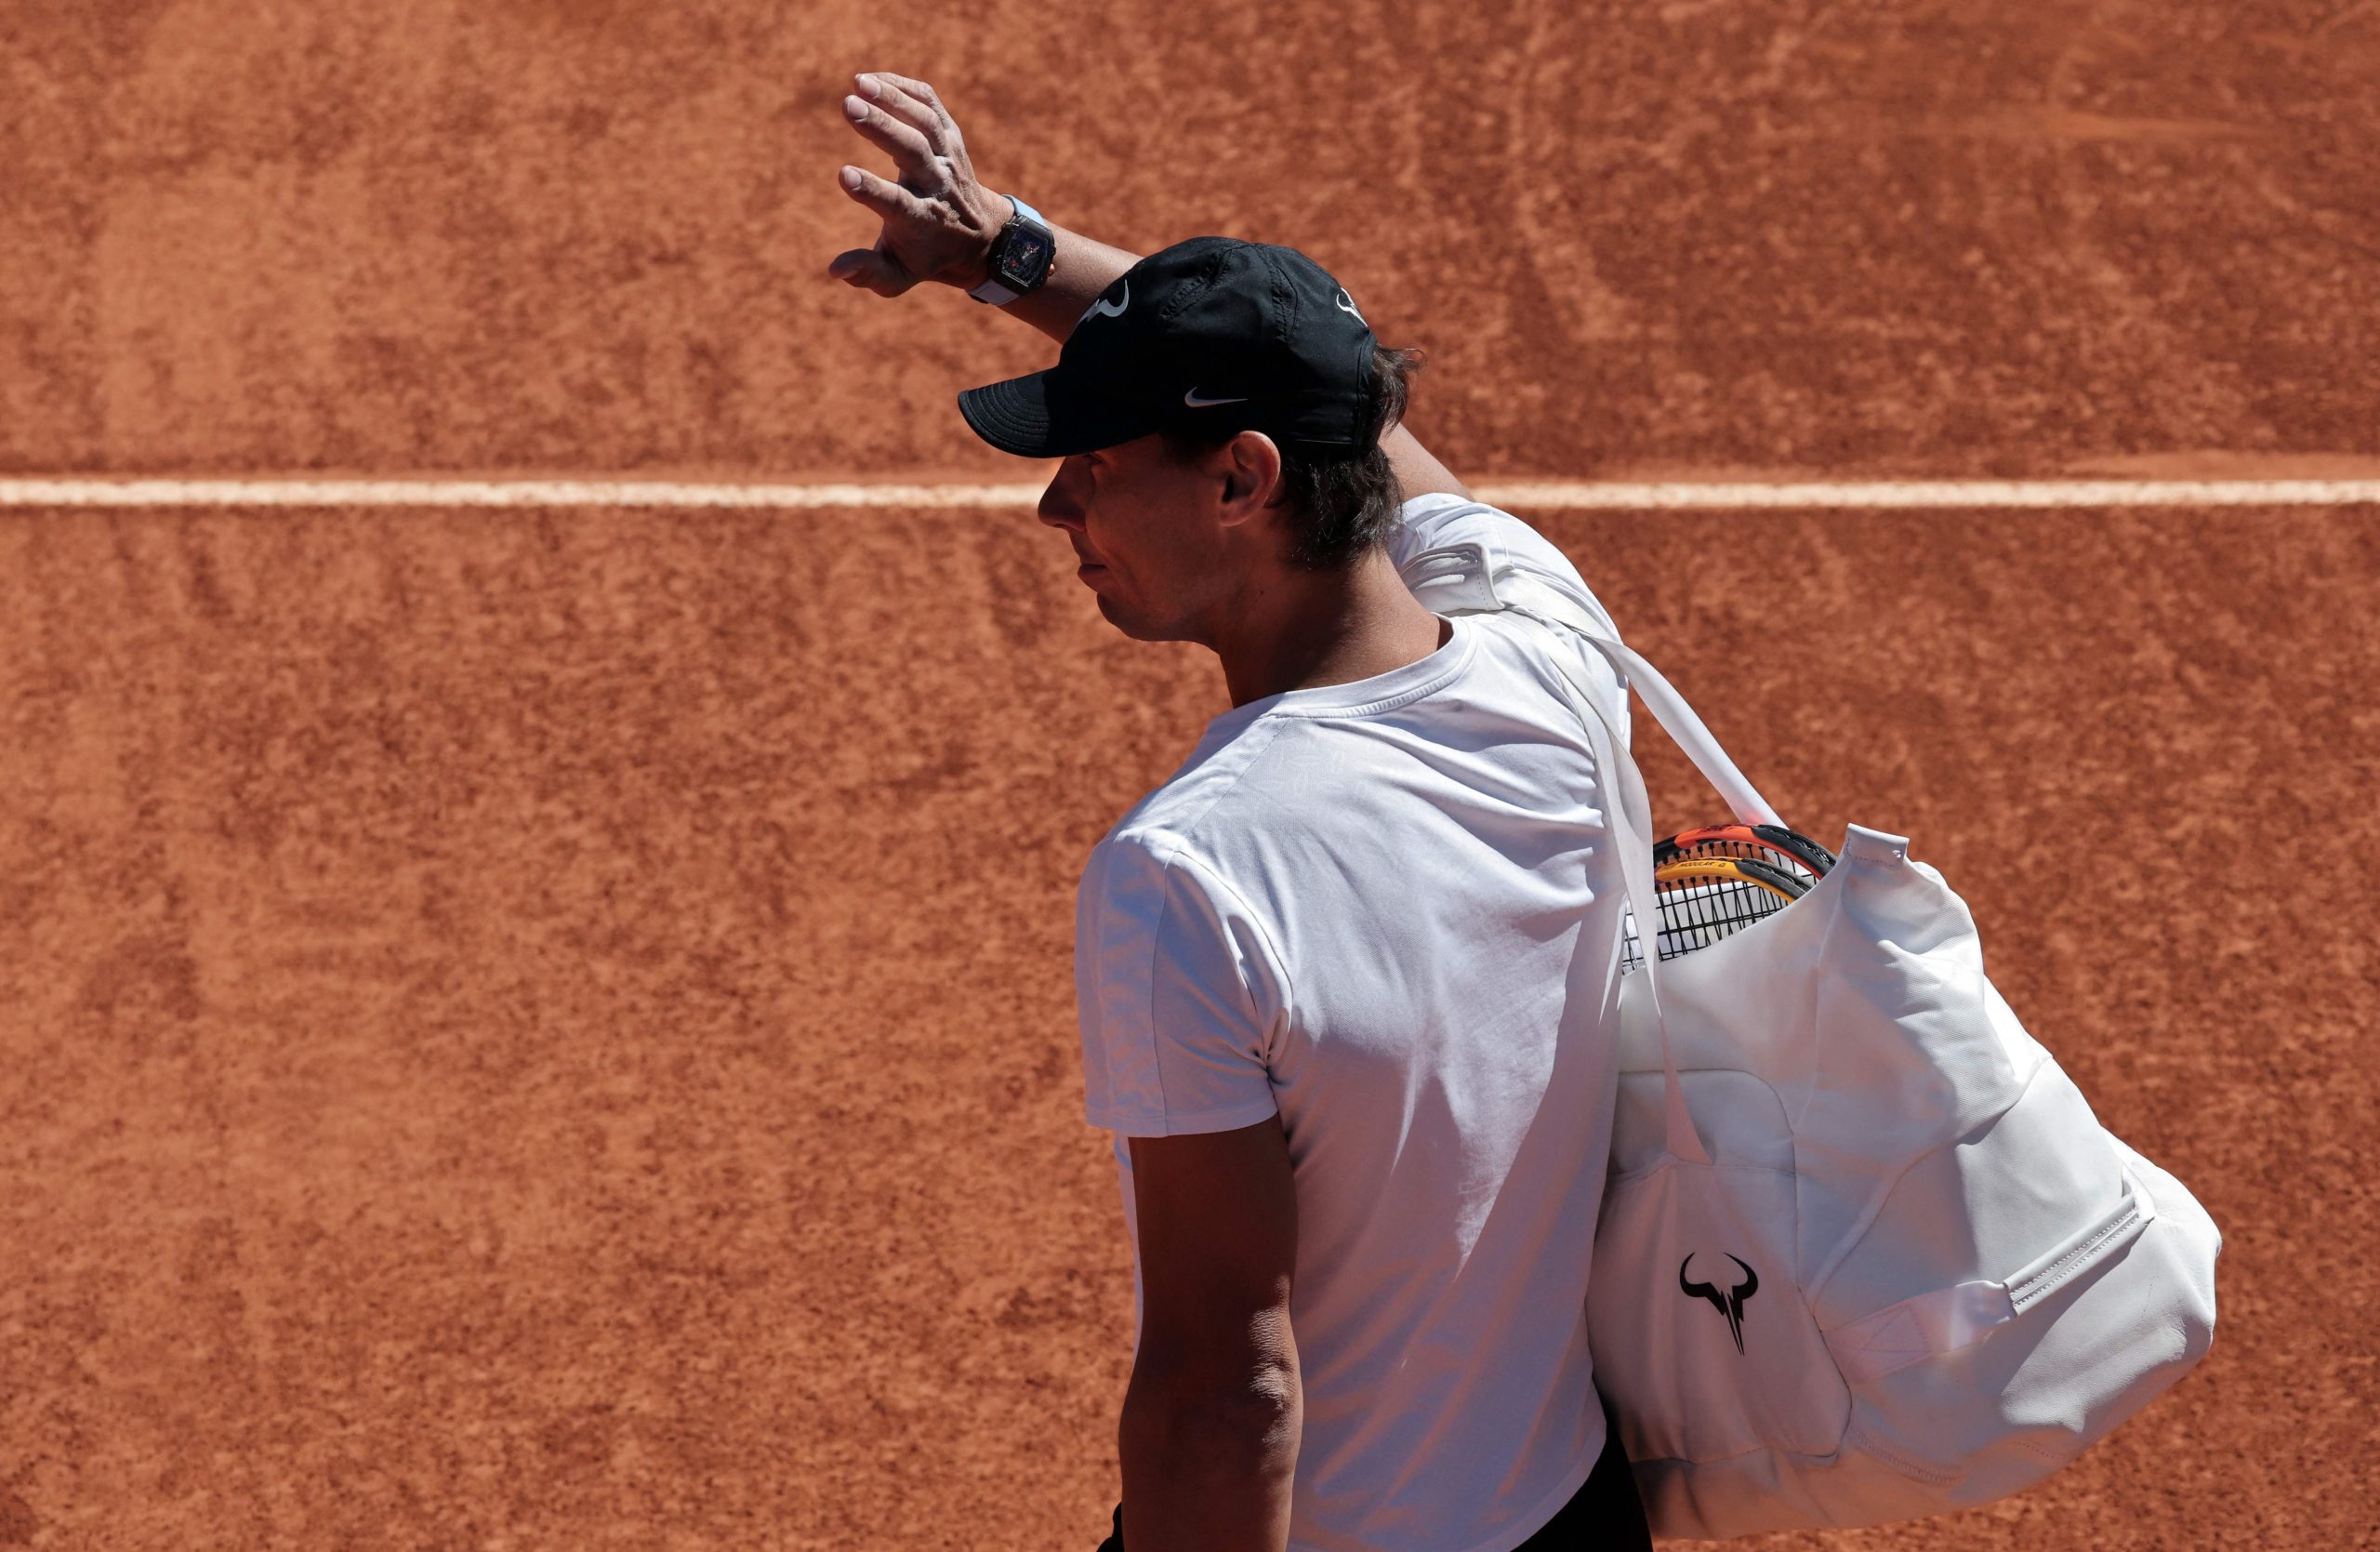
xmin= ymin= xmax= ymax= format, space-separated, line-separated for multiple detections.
xmin=1489 ymin=569 xmax=1784 ymax=829
xmin=1530 ymin=613 xmax=1712 ymax=1165
xmin=1408 ymin=542 xmax=1799 ymax=1167
xmin=1819 ymin=1165 xmax=2159 ymax=1383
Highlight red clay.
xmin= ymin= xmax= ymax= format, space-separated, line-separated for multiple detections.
xmin=3 ymin=505 xmax=2372 ymax=1549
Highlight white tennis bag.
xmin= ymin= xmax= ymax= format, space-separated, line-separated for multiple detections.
xmin=1411 ymin=547 xmax=2222 ymax=1542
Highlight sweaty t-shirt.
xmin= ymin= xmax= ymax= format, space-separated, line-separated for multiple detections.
xmin=1074 ymin=493 xmax=1637 ymax=1552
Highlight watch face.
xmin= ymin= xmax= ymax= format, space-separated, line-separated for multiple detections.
xmin=998 ymin=226 xmax=1054 ymax=288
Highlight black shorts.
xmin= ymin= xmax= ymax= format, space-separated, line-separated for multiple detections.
xmin=1092 ymin=1391 xmax=1650 ymax=1551
xmin=1513 ymin=1391 xmax=1652 ymax=1551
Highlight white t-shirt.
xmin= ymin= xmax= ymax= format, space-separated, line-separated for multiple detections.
xmin=1074 ymin=494 xmax=1637 ymax=1552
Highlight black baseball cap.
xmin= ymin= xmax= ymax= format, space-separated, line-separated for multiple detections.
xmin=958 ymin=236 xmax=1382 ymax=459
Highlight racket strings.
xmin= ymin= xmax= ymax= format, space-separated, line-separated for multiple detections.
xmin=1619 ymin=825 xmax=1834 ymax=975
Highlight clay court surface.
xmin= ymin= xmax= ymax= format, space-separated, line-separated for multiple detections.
xmin=3 ymin=1 xmax=2376 ymax=1547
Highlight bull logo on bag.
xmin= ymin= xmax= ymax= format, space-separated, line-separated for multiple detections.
xmin=1680 ymin=1253 xmax=1760 ymax=1354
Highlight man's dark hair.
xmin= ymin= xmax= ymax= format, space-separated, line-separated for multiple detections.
xmin=1161 ymin=345 xmax=1424 ymax=571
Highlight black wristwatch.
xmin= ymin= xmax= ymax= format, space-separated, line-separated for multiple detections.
xmin=969 ymin=194 xmax=1055 ymax=306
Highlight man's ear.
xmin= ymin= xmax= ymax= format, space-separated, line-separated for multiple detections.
xmin=1215 ymin=431 xmax=1286 ymax=525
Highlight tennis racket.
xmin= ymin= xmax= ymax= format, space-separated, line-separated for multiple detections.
xmin=1620 ymin=823 xmax=1836 ymax=973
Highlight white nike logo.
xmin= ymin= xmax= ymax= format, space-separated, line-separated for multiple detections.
xmin=1183 ymin=389 xmax=1250 ymax=408
xmin=1079 ymin=282 xmax=1129 ymax=325
xmin=1335 ymin=288 xmax=1366 ymax=325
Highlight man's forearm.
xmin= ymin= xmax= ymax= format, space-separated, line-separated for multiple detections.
xmin=1117 ymin=1366 xmax=1301 ymax=1552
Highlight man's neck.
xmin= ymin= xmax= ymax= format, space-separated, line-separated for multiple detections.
xmin=1212 ymin=549 xmax=1453 ymax=709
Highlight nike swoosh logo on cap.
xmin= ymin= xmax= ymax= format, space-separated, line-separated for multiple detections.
xmin=1183 ymin=389 xmax=1250 ymax=407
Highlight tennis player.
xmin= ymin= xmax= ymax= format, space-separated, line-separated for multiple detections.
xmin=828 ymin=71 xmax=1652 ymax=1552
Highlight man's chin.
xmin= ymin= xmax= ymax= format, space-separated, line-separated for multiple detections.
xmin=1093 ymin=594 xmax=1178 ymax=643
xmin=1093 ymin=593 xmax=1143 ymax=636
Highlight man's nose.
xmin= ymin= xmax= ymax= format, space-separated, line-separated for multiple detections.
xmin=1036 ymin=458 xmax=1089 ymax=530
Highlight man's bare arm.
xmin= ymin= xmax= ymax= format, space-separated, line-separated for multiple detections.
xmin=826 ymin=70 xmax=1468 ymax=499
xmin=1382 ymin=422 xmax=1472 ymax=502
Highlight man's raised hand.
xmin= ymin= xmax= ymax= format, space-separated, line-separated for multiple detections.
xmin=826 ymin=72 xmax=1014 ymax=298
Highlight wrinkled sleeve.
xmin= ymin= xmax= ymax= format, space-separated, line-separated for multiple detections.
xmin=1074 ymin=834 xmax=1289 ymax=1138
xmin=1387 ymin=492 xmax=1622 ymax=632
xmin=1389 ymin=492 xmax=1633 ymax=749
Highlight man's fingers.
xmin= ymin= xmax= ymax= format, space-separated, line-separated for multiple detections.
xmin=853 ymin=73 xmax=945 ymax=147
xmin=825 ymin=245 xmax=916 ymax=298
xmin=840 ymin=93 xmax=934 ymax=179
xmin=862 ymin=72 xmax=947 ymax=116
xmin=838 ymin=164 xmax=933 ymax=226
xmin=862 ymin=71 xmax=960 ymax=138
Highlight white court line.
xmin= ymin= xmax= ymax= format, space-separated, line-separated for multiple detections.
xmin=1477 ymin=480 xmax=2380 ymax=510
xmin=1 ymin=477 xmax=2377 ymax=509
